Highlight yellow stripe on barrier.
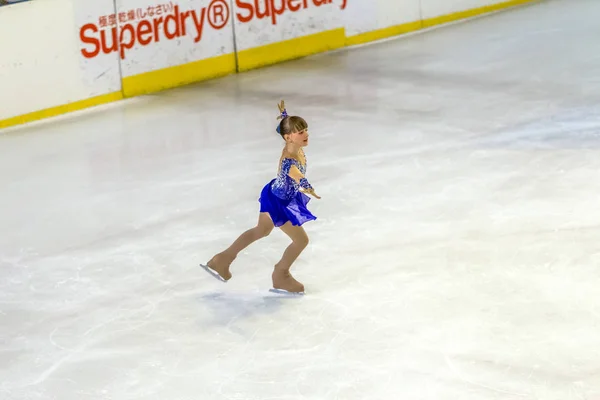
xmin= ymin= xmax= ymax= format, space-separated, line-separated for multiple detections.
xmin=2 ymin=0 xmax=541 ymax=131
xmin=122 ymin=53 xmax=237 ymax=98
xmin=346 ymin=0 xmax=539 ymax=47
xmin=237 ymin=28 xmax=346 ymax=72
xmin=0 ymin=91 xmax=123 ymax=130
xmin=346 ymin=21 xmax=423 ymax=47
xmin=422 ymin=0 xmax=540 ymax=28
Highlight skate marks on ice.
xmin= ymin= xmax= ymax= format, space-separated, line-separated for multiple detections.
xmin=197 ymin=261 xmax=309 ymax=330
xmin=197 ymin=291 xmax=305 ymax=333
xmin=474 ymin=106 xmax=600 ymax=150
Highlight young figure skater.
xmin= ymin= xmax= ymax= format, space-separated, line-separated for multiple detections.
xmin=201 ymin=101 xmax=320 ymax=294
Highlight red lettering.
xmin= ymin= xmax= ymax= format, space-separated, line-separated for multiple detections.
xmin=270 ymin=0 xmax=285 ymax=25
xmin=235 ymin=0 xmax=253 ymax=22
xmin=212 ymin=4 xmax=226 ymax=25
xmin=287 ymin=0 xmax=301 ymax=12
xmin=164 ymin=5 xmax=181 ymax=40
xmin=191 ymin=8 xmax=206 ymax=43
xmin=138 ymin=20 xmax=153 ymax=45
xmin=80 ymin=24 xmax=100 ymax=58
xmin=80 ymin=0 xmax=347 ymax=61
xmin=119 ymin=24 xmax=135 ymax=60
xmin=230 ymin=0 xmax=345 ymax=26
xmin=180 ymin=11 xmax=191 ymax=36
xmin=153 ymin=17 xmax=163 ymax=42
xmin=254 ymin=0 xmax=270 ymax=20
xmin=100 ymin=28 xmax=118 ymax=55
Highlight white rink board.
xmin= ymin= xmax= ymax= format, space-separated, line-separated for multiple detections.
xmin=74 ymin=0 xmax=123 ymax=93
xmin=78 ymin=0 xmax=236 ymax=78
xmin=232 ymin=0 xmax=346 ymax=52
xmin=0 ymin=0 xmax=120 ymax=121
xmin=344 ymin=0 xmax=421 ymax=37
xmin=0 ymin=0 xmax=538 ymax=126
xmin=420 ymin=0 xmax=513 ymax=19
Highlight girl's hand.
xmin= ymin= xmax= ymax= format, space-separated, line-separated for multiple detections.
xmin=303 ymin=189 xmax=321 ymax=199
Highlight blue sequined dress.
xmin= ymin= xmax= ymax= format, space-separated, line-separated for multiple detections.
xmin=259 ymin=156 xmax=317 ymax=227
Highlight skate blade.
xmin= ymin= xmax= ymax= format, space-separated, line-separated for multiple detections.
xmin=269 ymin=288 xmax=305 ymax=296
xmin=199 ymin=263 xmax=227 ymax=283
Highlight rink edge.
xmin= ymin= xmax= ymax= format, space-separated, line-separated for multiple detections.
xmin=345 ymin=0 xmax=539 ymax=46
xmin=0 ymin=0 xmax=540 ymax=131
xmin=122 ymin=53 xmax=237 ymax=98
xmin=422 ymin=0 xmax=541 ymax=28
xmin=0 ymin=92 xmax=123 ymax=130
xmin=237 ymin=28 xmax=346 ymax=72
xmin=346 ymin=21 xmax=423 ymax=47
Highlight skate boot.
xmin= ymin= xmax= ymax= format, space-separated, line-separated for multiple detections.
xmin=271 ymin=269 xmax=305 ymax=294
xmin=200 ymin=253 xmax=234 ymax=282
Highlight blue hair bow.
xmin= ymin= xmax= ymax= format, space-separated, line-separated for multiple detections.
xmin=276 ymin=108 xmax=288 ymax=133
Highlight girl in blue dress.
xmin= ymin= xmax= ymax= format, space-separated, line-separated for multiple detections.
xmin=201 ymin=101 xmax=320 ymax=294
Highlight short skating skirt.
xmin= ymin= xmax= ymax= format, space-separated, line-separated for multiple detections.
xmin=259 ymin=179 xmax=317 ymax=227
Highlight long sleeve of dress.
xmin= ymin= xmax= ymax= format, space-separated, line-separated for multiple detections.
xmin=271 ymin=157 xmax=313 ymax=200
xmin=281 ymin=158 xmax=313 ymax=189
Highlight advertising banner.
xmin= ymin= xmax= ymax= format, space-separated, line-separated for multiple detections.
xmin=232 ymin=0 xmax=347 ymax=52
xmin=77 ymin=0 xmax=235 ymax=79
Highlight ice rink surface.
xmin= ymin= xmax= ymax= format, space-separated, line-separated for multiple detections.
xmin=2 ymin=0 xmax=600 ymax=398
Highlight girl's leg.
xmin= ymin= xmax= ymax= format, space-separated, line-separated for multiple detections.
xmin=272 ymin=222 xmax=309 ymax=293
xmin=207 ymin=212 xmax=274 ymax=280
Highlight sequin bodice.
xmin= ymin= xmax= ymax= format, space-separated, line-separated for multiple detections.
xmin=270 ymin=156 xmax=313 ymax=200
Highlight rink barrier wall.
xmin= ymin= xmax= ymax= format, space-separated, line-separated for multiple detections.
xmin=237 ymin=28 xmax=346 ymax=72
xmin=0 ymin=0 xmax=540 ymax=131
xmin=0 ymin=92 xmax=123 ymax=130
xmin=121 ymin=53 xmax=237 ymax=98
xmin=421 ymin=0 xmax=540 ymax=27
xmin=345 ymin=0 xmax=539 ymax=46
xmin=345 ymin=21 xmax=423 ymax=47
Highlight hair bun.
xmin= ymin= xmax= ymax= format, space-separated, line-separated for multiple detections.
xmin=277 ymin=100 xmax=288 ymax=120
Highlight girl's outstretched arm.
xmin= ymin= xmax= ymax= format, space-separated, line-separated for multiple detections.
xmin=285 ymin=160 xmax=321 ymax=199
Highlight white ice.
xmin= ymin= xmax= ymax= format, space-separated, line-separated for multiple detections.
xmin=2 ymin=0 xmax=600 ymax=398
